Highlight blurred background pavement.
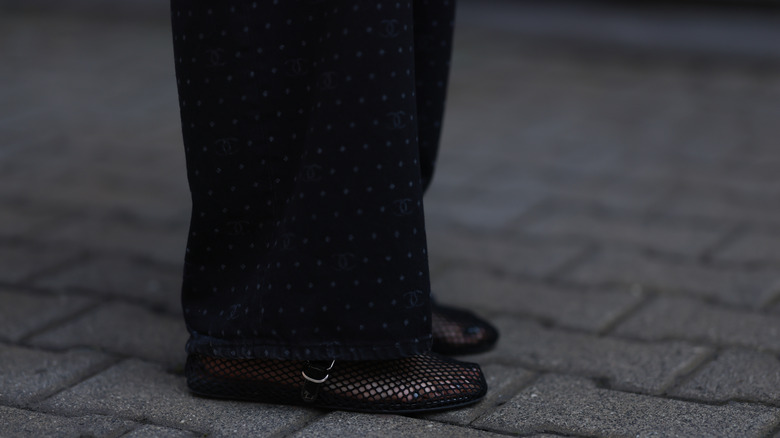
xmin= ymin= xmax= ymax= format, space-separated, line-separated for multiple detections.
xmin=3 ymin=1 xmax=780 ymax=437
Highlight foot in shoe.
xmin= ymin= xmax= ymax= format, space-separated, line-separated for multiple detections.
xmin=431 ymin=302 xmax=499 ymax=355
xmin=187 ymin=352 xmax=487 ymax=413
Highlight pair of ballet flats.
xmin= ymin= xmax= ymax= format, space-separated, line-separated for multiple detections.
xmin=186 ymin=303 xmax=498 ymax=413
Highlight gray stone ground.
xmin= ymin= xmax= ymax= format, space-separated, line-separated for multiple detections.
xmin=3 ymin=1 xmax=780 ymax=436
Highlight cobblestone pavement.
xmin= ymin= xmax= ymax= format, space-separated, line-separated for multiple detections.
xmin=3 ymin=2 xmax=780 ymax=437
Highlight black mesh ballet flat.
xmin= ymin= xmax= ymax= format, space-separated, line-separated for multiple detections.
xmin=431 ymin=303 xmax=499 ymax=356
xmin=186 ymin=352 xmax=487 ymax=414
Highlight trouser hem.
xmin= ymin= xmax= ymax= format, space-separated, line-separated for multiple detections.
xmin=185 ymin=333 xmax=433 ymax=361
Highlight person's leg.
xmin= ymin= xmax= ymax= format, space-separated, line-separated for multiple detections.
xmin=411 ymin=0 xmax=499 ymax=354
xmin=172 ymin=1 xmax=431 ymax=361
xmin=413 ymin=0 xmax=456 ymax=192
xmin=170 ymin=0 xmax=486 ymax=412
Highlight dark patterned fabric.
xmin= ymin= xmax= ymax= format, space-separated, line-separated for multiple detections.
xmin=170 ymin=0 xmax=456 ymax=361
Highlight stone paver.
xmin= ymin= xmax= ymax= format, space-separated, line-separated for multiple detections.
xmin=525 ymin=435 xmax=572 ymax=438
xmin=478 ymin=317 xmax=710 ymax=394
xmin=432 ymin=268 xmax=642 ymax=332
xmin=426 ymin=229 xmax=586 ymax=279
xmin=424 ymin=363 xmax=535 ymax=426
xmin=0 ymin=344 xmax=112 ymax=406
xmin=564 ymin=248 xmax=780 ymax=308
xmin=36 ymin=214 xmax=188 ymax=267
xmin=535 ymin=180 xmax=669 ymax=217
xmin=28 ymin=301 xmax=188 ymax=368
xmin=36 ymin=359 xmax=319 ymax=438
xmin=614 ymin=296 xmax=780 ymax=352
xmin=0 ymin=289 xmax=94 ymax=342
xmin=0 ymin=406 xmax=134 ymax=438
xmin=0 ymin=203 xmax=65 ymax=238
xmin=122 ymin=424 xmax=201 ymax=438
xmin=0 ymin=242 xmax=81 ymax=284
xmin=672 ymin=349 xmax=780 ymax=404
xmin=521 ymin=211 xmax=729 ymax=257
xmin=34 ymin=255 xmax=182 ymax=314
xmin=424 ymin=185 xmax=547 ymax=231
xmin=474 ymin=374 xmax=780 ymax=437
xmin=292 ymin=411 xmax=506 ymax=438
xmin=714 ymin=231 xmax=780 ymax=266
xmin=656 ymin=183 xmax=780 ymax=227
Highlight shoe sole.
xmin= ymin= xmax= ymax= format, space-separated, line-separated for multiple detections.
xmin=188 ymin=385 xmax=486 ymax=414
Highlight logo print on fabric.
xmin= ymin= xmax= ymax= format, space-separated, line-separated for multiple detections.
xmin=392 ymin=198 xmax=414 ymax=216
xmin=378 ymin=19 xmax=400 ymax=38
xmin=206 ymin=48 xmax=226 ymax=66
xmin=318 ymin=71 xmax=338 ymax=90
xmin=285 ymin=58 xmax=309 ymax=77
xmin=332 ymin=253 xmax=357 ymax=271
xmin=404 ymin=290 xmax=425 ymax=309
xmin=227 ymin=304 xmax=242 ymax=320
xmin=215 ymin=138 xmax=240 ymax=155
xmin=301 ymin=164 xmax=323 ymax=182
xmin=226 ymin=220 xmax=249 ymax=235
xmin=387 ymin=111 xmax=408 ymax=130
xmin=279 ymin=233 xmax=296 ymax=250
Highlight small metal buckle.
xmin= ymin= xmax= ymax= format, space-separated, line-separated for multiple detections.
xmin=301 ymin=359 xmax=335 ymax=383
xmin=301 ymin=360 xmax=335 ymax=403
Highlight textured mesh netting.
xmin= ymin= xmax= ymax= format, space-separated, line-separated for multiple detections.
xmin=186 ymin=352 xmax=487 ymax=413
xmin=431 ymin=304 xmax=499 ymax=355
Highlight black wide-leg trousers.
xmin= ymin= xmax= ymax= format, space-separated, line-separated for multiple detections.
xmin=171 ymin=0 xmax=456 ymax=361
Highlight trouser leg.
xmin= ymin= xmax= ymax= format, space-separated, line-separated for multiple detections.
xmin=413 ymin=0 xmax=456 ymax=192
xmin=171 ymin=0 xmax=455 ymax=361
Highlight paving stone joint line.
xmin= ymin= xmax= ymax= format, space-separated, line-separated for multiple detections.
xmin=14 ymin=300 xmax=109 ymax=344
xmin=594 ymin=292 xmax=654 ymax=337
xmin=18 ymin=252 xmax=90 ymax=285
xmin=542 ymin=243 xmax=600 ymax=282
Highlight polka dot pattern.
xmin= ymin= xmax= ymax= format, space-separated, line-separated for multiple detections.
xmin=171 ymin=0 xmax=456 ymax=361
